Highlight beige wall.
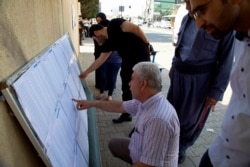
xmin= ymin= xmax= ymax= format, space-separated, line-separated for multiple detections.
xmin=0 ymin=0 xmax=80 ymax=166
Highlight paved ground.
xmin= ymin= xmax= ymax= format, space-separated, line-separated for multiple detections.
xmin=78 ymin=36 xmax=232 ymax=167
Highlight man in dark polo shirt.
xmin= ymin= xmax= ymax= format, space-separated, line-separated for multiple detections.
xmin=79 ymin=18 xmax=150 ymax=124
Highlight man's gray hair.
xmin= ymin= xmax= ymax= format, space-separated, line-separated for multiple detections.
xmin=133 ymin=62 xmax=162 ymax=91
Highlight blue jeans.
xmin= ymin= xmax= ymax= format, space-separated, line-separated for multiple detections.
xmin=100 ymin=62 xmax=121 ymax=96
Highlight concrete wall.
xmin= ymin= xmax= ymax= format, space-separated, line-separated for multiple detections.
xmin=0 ymin=0 xmax=80 ymax=166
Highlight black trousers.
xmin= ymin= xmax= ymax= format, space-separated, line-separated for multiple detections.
xmin=120 ymin=65 xmax=132 ymax=101
xmin=199 ymin=150 xmax=213 ymax=167
xmin=79 ymin=28 xmax=83 ymax=44
xmin=119 ymin=65 xmax=133 ymax=118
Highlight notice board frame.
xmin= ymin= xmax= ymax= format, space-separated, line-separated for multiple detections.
xmin=0 ymin=33 xmax=101 ymax=167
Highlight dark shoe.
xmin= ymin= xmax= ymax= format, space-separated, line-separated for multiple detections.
xmin=112 ymin=115 xmax=132 ymax=124
xmin=178 ymin=150 xmax=186 ymax=164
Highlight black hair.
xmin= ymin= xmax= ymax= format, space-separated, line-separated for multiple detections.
xmin=96 ymin=12 xmax=107 ymax=20
xmin=89 ymin=24 xmax=104 ymax=37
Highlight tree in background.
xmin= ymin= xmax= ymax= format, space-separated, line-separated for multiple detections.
xmin=79 ymin=0 xmax=99 ymax=18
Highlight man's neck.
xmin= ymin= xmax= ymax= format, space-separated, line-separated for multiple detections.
xmin=139 ymin=90 xmax=159 ymax=103
xmin=103 ymin=27 xmax=108 ymax=39
xmin=235 ymin=1 xmax=250 ymax=35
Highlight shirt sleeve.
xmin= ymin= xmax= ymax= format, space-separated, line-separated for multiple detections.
xmin=208 ymin=31 xmax=235 ymax=100
xmin=109 ymin=18 xmax=125 ymax=28
xmin=123 ymin=100 xmax=140 ymax=116
xmin=108 ymin=18 xmax=125 ymax=40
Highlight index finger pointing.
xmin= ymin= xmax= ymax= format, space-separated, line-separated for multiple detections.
xmin=72 ymin=99 xmax=80 ymax=103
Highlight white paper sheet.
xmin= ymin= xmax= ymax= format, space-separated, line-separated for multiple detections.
xmin=12 ymin=34 xmax=89 ymax=166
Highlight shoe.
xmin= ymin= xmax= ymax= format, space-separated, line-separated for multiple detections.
xmin=96 ymin=94 xmax=104 ymax=100
xmin=178 ymin=150 xmax=186 ymax=164
xmin=107 ymin=96 xmax=112 ymax=101
xmin=112 ymin=115 xmax=132 ymax=124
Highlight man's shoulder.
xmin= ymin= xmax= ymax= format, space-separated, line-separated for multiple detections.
xmin=101 ymin=40 xmax=112 ymax=52
xmin=99 ymin=20 xmax=110 ymax=26
xmin=110 ymin=18 xmax=125 ymax=25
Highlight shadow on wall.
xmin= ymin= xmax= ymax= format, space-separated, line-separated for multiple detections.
xmin=0 ymin=156 xmax=6 ymax=167
xmin=0 ymin=2 xmax=27 ymax=80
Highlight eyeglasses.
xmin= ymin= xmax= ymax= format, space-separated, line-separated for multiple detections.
xmin=192 ymin=0 xmax=212 ymax=19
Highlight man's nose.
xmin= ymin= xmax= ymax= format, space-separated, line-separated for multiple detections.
xmin=195 ymin=17 xmax=206 ymax=29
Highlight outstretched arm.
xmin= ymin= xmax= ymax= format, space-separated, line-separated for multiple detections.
xmin=79 ymin=51 xmax=111 ymax=79
xmin=72 ymin=99 xmax=126 ymax=113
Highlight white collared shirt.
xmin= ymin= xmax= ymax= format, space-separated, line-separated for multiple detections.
xmin=209 ymin=36 xmax=250 ymax=166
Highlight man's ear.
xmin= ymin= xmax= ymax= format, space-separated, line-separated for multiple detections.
xmin=94 ymin=30 xmax=100 ymax=36
xmin=140 ymin=80 xmax=147 ymax=91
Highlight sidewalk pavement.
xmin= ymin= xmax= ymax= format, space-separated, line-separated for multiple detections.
xmin=78 ymin=37 xmax=231 ymax=167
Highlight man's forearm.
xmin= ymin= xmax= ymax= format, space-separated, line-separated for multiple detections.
xmin=86 ymin=52 xmax=111 ymax=73
xmin=88 ymin=100 xmax=125 ymax=113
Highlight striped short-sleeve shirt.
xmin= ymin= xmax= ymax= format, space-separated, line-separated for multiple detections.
xmin=123 ymin=92 xmax=180 ymax=167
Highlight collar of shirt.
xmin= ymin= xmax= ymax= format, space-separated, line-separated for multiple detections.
xmin=236 ymin=30 xmax=250 ymax=46
xmin=140 ymin=92 xmax=163 ymax=110
xmin=236 ymin=29 xmax=250 ymax=39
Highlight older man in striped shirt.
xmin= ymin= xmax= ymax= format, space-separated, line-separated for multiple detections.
xmin=73 ymin=62 xmax=180 ymax=167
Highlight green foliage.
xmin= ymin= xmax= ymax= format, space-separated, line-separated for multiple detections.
xmin=79 ymin=0 xmax=99 ymax=18
xmin=155 ymin=3 xmax=175 ymax=16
